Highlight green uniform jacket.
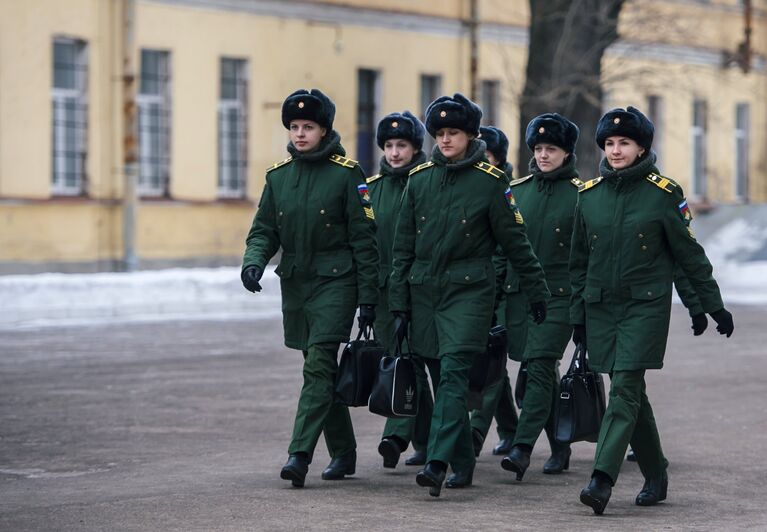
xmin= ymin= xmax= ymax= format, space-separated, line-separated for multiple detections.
xmin=368 ymin=152 xmax=427 ymax=352
xmin=242 ymin=132 xmax=379 ymax=350
xmin=389 ymin=140 xmax=549 ymax=357
xmin=569 ymin=154 xmax=724 ymax=372
xmin=499 ymin=158 xmax=581 ymax=361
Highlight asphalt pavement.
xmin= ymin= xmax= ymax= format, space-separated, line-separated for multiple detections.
xmin=1 ymin=305 xmax=766 ymax=531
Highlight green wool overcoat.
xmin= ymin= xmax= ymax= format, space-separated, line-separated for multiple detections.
xmin=242 ymin=132 xmax=379 ymax=350
xmin=389 ymin=140 xmax=549 ymax=358
xmin=367 ymin=152 xmax=427 ymax=353
xmin=569 ymin=155 xmax=724 ymax=372
xmin=499 ymin=159 xmax=581 ymax=361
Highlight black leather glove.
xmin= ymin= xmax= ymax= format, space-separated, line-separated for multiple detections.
xmin=710 ymin=308 xmax=734 ymax=338
xmin=572 ymin=324 xmax=587 ymax=349
xmin=691 ymin=313 xmax=708 ymax=336
xmin=392 ymin=311 xmax=410 ymax=346
xmin=241 ymin=266 xmax=263 ymax=293
xmin=530 ymin=300 xmax=547 ymax=325
xmin=357 ymin=304 xmax=376 ymax=330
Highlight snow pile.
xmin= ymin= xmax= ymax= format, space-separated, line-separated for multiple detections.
xmin=0 ymin=266 xmax=282 ymax=329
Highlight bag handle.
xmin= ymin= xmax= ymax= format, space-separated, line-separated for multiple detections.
xmin=566 ymin=343 xmax=588 ymax=375
xmin=393 ymin=317 xmax=412 ymax=360
xmin=356 ymin=323 xmax=375 ymax=342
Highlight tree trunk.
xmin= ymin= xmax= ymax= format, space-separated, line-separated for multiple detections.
xmin=518 ymin=0 xmax=625 ymax=178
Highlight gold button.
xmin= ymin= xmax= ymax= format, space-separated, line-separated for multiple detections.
xmin=559 ymin=287 xmax=564 ymax=293
xmin=298 ymin=101 xmax=304 ymax=108
xmin=555 ymin=228 xmax=561 ymax=233
xmin=465 ymin=233 xmax=470 ymax=237
xmin=592 ymin=234 xmax=598 ymax=240
xmin=320 ymin=209 xmax=325 ymax=214
xmin=506 ymin=284 xmax=511 ymax=289
xmin=559 ymin=242 xmax=564 ymax=247
xmin=465 ymin=275 xmax=470 ymax=281
xmin=391 ymin=121 xmax=398 ymax=128
xmin=638 ymin=233 xmax=644 ymax=238
xmin=461 ymin=219 xmax=467 ymax=224
xmin=326 ymin=223 xmax=331 ymax=228
xmin=641 ymin=245 xmax=647 ymax=250
xmin=417 ymin=229 xmax=421 ymax=234
xmin=647 ymin=291 xmax=653 ymax=296
xmin=278 ymin=211 xmax=283 ymax=216
xmin=613 ymin=117 xmax=620 ymax=124
xmin=440 ymin=110 xmax=447 ymax=117
xmin=332 ymin=268 xmax=338 ymax=273
xmin=538 ymin=126 xmax=545 ymax=133
xmin=421 ymin=216 xmax=426 ymax=221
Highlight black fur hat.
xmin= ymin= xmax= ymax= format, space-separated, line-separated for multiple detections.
xmin=595 ymin=106 xmax=654 ymax=150
xmin=424 ymin=93 xmax=483 ymax=137
xmin=525 ymin=113 xmax=579 ymax=153
xmin=281 ymin=89 xmax=335 ymax=130
xmin=479 ymin=126 xmax=509 ymax=166
xmin=376 ymin=111 xmax=426 ymax=151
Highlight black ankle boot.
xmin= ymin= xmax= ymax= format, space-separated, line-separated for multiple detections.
xmin=635 ymin=471 xmax=668 ymax=506
xmin=501 ymin=446 xmax=531 ymax=481
xmin=321 ymin=450 xmax=356 ymax=480
xmin=580 ymin=473 xmax=612 ymax=515
xmin=492 ymin=438 xmax=513 ymax=456
xmin=280 ymin=453 xmax=309 ymax=488
xmin=543 ymin=446 xmax=572 ymax=474
xmin=378 ymin=438 xmax=403 ymax=469
xmin=405 ymin=449 xmax=426 ymax=466
xmin=445 ymin=468 xmax=474 ymax=489
xmin=416 ymin=461 xmax=446 ymax=497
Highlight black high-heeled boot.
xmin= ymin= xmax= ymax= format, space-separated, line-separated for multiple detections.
xmin=501 ymin=445 xmax=531 ymax=481
xmin=280 ymin=453 xmax=309 ymax=488
xmin=635 ymin=470 xmax=668 ymax=506
xmin=416 ymin=461 xmax=447 ymax=497
xmin=321 ymin=450 xmax=356 ymax=480
xmin=543 ymin=446 xmax=571 ymax=474
xmin=580 ymin=472 xmax=613 ymax=515
xmin=445 ymin=468 xmax=474 ymax=489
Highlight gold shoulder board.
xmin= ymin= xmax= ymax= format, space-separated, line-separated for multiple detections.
xmin=409 ymin=161 xmax=434 ymax=176
xmin=366 ymin=174 xmax=382 ymax=184
xmin=329 ymin=154 xmax=358 ymax=168
xmin=265 ymin=156 xmax=292 ymax=173
xmin=578 ymin=176 xmax=604 ymax=193
xmin=570 ymin=177 xmax=585 ymax=188
xmin=474 ymin=161 xmax=505 ymax=179
xmin=510 ymin=174 xmax=533 ymax=187
xmin=646 ymin=173 xmax=678 ymax=193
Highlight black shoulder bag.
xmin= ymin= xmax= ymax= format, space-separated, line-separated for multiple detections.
xmin=554 ymin=343 xmax=606 ymax=444
xmin=368 ymin=323 xmax=418 ymax=418
xmin=335 ymin=325 xmax=386 ymax=407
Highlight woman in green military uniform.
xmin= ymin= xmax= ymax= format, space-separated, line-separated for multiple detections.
xmin=469 ymin=125 xmax=519 ymax=458
xmin=498 ymin=114 xmax=581 ymax=481
xmin=389 ymin=93 xmax=549 ymax=497
xmin=241 ymin=89 xmax=378 ymax=488
xmin=571 ymin=106 xmax=734 ymax=514
xmin=368 ymin=111 xmax=439 ymax=469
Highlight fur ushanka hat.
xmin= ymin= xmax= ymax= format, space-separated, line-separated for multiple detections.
xmin=424 ymin=93 xmax=483 ymax=137
xmin=281 ymin=89 xmax=335 ymax=130
xmin=376 ymin=111 xmax=426 ymax=151
xmin=479 ymin=126 xmax=509 ymax=166
xmin=595 ymin=106 xmax=654 ymax=150
xmin=525 ymin=113 xmax=579 ymax=153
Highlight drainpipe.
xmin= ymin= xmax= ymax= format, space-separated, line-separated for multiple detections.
xmin=122 ymin=0 xmax=139 ymax=271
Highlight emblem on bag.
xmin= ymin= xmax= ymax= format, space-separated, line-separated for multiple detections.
xmin=405 ymin=386 xmax=415 ymax=407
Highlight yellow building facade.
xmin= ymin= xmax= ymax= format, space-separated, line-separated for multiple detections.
xmin=0 ymin=0 xmax=765 ymax=272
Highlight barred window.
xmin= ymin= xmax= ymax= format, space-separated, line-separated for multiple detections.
xmin=420 ymin=74 xmax=441 ymax=156
xmin=356 ymin=69 xmax=380 ymax=177
xmin=218 ymin=58 xmax=248 ymax=198
xmin=480 ymin=80 xmax=500 ymax=126
xmin=138 ymin=50 xmax=171 ymax=197
xmin=691 ymin=99 xmax=708 ymax=198
xmin=647 ymin=95 xmax=663 ymax=166
xmin=51 ymin=38 xmax=88 ymax=195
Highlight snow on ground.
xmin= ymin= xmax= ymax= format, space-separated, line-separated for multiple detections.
xmin=1 ymin=217 xmax=766 ymax=330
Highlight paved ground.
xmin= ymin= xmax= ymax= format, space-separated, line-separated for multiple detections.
xmin=1 ymin=305 xmax=766 ymax=531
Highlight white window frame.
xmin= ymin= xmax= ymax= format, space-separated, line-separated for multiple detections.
xmin=51 ymin=37 xmax=88 ymax=196
xmin=734 ymin=102 xmax=749 ymax=202
xmin=690 ymin=99 xmax=707 ymax=199
xmin=420 ymin=74 xmax=442 ymax=155
xmin=647 ymin=94 xmax=663 ymax=166
xmin=138 ymin=49 xmax=171 ymax=197
xmin=480 ymin=79 xmax=501 ymax=126
xmin=218 ymin=58 xmax=248 ymax=198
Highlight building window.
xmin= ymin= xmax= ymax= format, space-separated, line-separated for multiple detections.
xmin=480 ymin=80 xmax=500 ymax=126
xmin=356 ymin=69 xmax=380 ymax=176
xmin=138 ymin=49 xmax=171 ymax=197
xmin=51 ymin=38 xmax=88 ymax=195
xmin=647 ymin=95 xmax=663 ymax=166
xmin=218 ymin=58 xmax=248 ymax=198
xmin=735 ymin=103 xmax=749 ymax=201
xmin=691 ymin=99 xmax=707 ymax=198
xmin=420 ymin=74 xmax=442 ymax=155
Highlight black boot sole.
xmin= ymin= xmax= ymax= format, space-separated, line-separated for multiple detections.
xmin=378 ymin=440 xmax=401 ymax=469
xmin=501 ymin=457 xmax=527 ymax=481
xmin=416 ymin=471 xmax=443 ymax=497
xmin=280 ymin=467 xmax=306 ymax=488
xmin=580 ymin=490 xmax=607 ymax=515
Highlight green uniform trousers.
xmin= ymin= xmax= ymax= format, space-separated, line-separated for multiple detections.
xmin=427 ymin=351 xmax=480 ymax=472
xmin=288 ymin=342 xmax=356 ymax=461
xmin=593 ymin=370 xmax=666 ymax=483
xmin=512 ymin=358 xmax=564 ymax=451
xmin=382 ymin=356 xmax=440 ymax=452
xmin=469 ymin=368 xmax=518 ymax=442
